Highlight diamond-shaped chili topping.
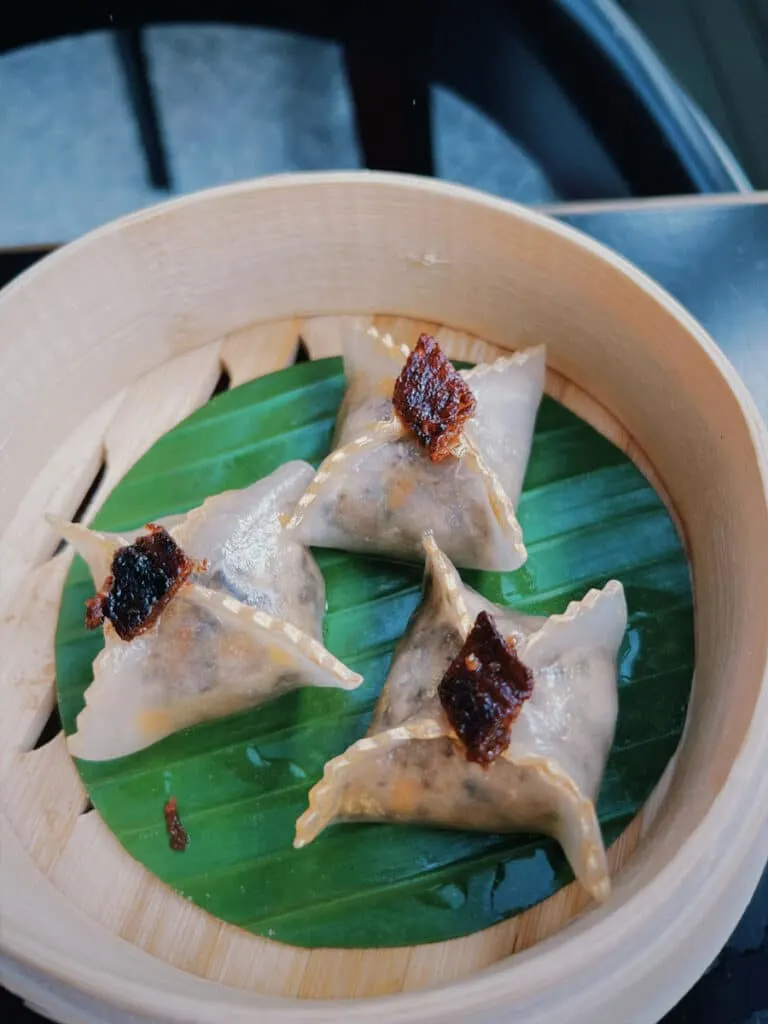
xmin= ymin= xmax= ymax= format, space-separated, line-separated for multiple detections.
xmin=438 ymin=611 xmax=534 ymax=765
xmin=85 ymin=524 xmax=204 ymax=642
xmin=392 ymin=334 xmax=476 ymax=461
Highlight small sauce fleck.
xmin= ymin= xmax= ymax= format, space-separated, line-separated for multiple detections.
xmin=392 ymin=335 xmax=476 ymax=462
xmin=85 ymin=524 xmax=204 ymax=641
xmin=438 ymin=611 xmax=534 ymax=765
xmin=164 ymin=796 xmax=189 ymax=852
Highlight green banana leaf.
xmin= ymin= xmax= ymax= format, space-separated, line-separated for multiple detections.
xmin=55 ymin=357 xmax=693 ymax=948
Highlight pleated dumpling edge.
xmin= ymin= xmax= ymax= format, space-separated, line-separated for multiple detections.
xmin=295 ymin=534 xmax=626 ymax=904
xmin=287 ymin=325 xmax=545 ymax=572
xmin=51 ymin=461 xmax=363 ymax=762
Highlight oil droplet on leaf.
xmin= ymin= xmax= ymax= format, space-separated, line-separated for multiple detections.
xmin=246 ymin=746 xmax=271 ymax=769
xmin=418 ymin=882 xmax=467 ymax=911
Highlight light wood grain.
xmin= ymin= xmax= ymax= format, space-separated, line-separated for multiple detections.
xmin=300 ymin=314 xmax=373 ymax=360
xmin=0 ymin=554 xmax=72 ymax=772
xmin=221 ymin=318 xmax=300 ymax=387
xmin=373 ymin=314 xmax=441 ymax=348
xmin=83 ymin=345 xmax=224 ymax=520
xmin=3 ymin=734 xmax=88 ymax=875
xmin=0 ymin=314 xmax=646 ymax=1001
xmin=0 ymin=398 xmax=122 ymax=611
xmin=434 ymin=326 xmax=507 ymax=364
xmin=0 ymin=173 xmax=766 ymax=1024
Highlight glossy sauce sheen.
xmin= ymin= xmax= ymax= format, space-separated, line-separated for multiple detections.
xmin=85 ymin=525 xmax=198 ymax=642
xmin=438 ymin=611 xmax=534 ymax=765
xmin=392 ymin=334 xmax=476 ymax=461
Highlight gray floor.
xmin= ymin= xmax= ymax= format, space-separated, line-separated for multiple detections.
xmin=0 ymin=25 xmax=557 ymax=246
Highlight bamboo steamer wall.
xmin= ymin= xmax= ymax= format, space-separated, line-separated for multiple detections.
xmin=1 ymin=174 xmax=767 ymax=1024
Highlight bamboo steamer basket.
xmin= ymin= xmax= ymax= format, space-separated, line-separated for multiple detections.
xmin=1 ymin=173 xmax=767 ymax=1024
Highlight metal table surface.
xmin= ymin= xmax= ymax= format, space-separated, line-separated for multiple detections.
xmin=1 ymin=191 xmax=766 ymax=1023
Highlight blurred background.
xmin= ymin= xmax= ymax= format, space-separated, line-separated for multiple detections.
xmin=0 ymin=0 xmax=765 ymax=245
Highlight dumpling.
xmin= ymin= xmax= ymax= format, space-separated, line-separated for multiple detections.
xmin=295 ymin=534 xmax=626 ymax=902
xmin=287 ymin=325 xmax=545 ymax=571
xmin=52 ymin=462 xmax=361 ymax=761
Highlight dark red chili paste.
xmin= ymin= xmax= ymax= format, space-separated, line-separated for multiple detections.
xmin=438 ymin=611 xmax=534 ymax=765
xmin=85 ymin=524 xmax=202 ymax=641
xmin=163 ymin=796 xmax=189 ymax=852
xmin=392 ymin=334 xmax=476 ymax=462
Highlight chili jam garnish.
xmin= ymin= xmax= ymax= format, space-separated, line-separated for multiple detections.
xmin=438 ymin=611 xmax=534 ymax=765
xmin=85 ymin=524 xmax=202 ymax=642
xmin=163 ymin=796 xmax=189 ymax=852
xmin=392 ymin=334 xmax=476 ymax=462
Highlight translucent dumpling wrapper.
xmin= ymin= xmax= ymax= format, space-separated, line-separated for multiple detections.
xmin=52 ymin=461 xmax=361 ymax=761
xmin=295 ymin=535 xmax=627 ymax=902
xmin=287 ymin=325 xmax=546 ymax=571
